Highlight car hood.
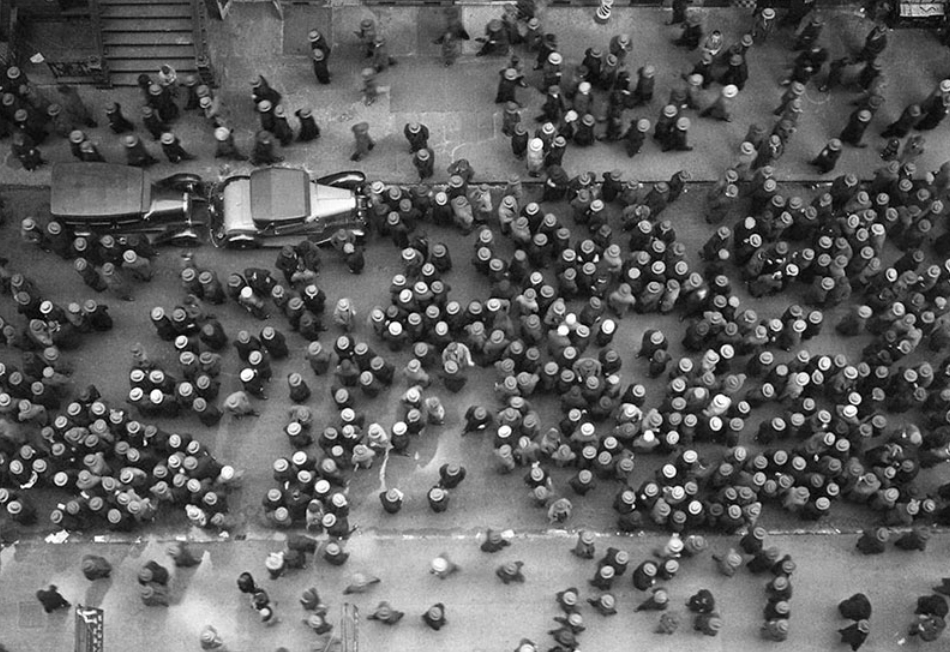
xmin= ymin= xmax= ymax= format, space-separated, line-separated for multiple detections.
xmin=51 ymin=163 xmax=148 ymax=218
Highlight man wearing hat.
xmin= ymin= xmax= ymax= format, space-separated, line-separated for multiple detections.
xmin=762 ymin=618 xmax=790 ymax=641
xmin=496 ymin=560 xmax=525 ymax=584
xmin=623 ymin=118 xmax=650 ymax=158
xmin=430 ymin=553 xmax=461 ymax=579
xmin=694 ymin=612 xmax=723 ymax=636
xmin=355 ymin=17 xmax=377 ymax=57
xmin=251 ymin=74 xmax=282 ymax=107
xmin=214 ymin=126 xmax=246 ymax=160
xmin=141 ymin=105 xmax=166 ymax=140
xmin=122 ymin=134 xmax=157 ymax=168
xmin=160 ymin=132 xmax=195 ymax=164
xmin=368 ymin=601 xmax=405 ymax=625
xmin=839 ymin=108 xmax=872 ymax=147
xmin=199 ymin=625 xmax=226 ymax=650
xmin=476 ymin=18 xmax=509 ymax=57
xmin=662 ymin=116 xmax=693 ymax=152
xmin=122 ymin=249 xmax=152 ymax=282
xmin=379 ymin=487 xmax=404 ymax=514
xmin=701 ymin=84 xmax=738 ymax=122
xmin=422 ymin=603 xmax=447 ymax=630
xmin=536 ymin=85 xmax=566 ymax=124
xmin=256 ymin=99 xmax=276 ymax=133
xmin=496 ymin=67 xmax=525 ymax=105
xmin=412 ymin=147 xmax=435 ymax=181
xmin=250 ymin=130 xmax=283 ymax=166
xmin=271 ymin=105 xmax=294 ymax=146
xmin=856 ymin=527 xmax=889 ymax=554
xmin=294 ymin=107 xmax=320 ymax=142
xmin=81 ymin=554 xmax=113 ymax=581
xmin=45 ymin=103 xmax=71 ymax=139
xmin=371 ymin=35 xmax=396 ymax=72
xmin=628 ymin=65 xmax=656 ymax=107
xmin=351 ymin=121 xmax=375 ymax=162
xmin=674 ymin=10 xmax=704 ymax=49
xmin=810 ymin=138 xmax=842 ymax=173
xmin=403 ymin=121 xmax=430 ymax=152
xmin=882 ymin=102 xmax=923 ymax=139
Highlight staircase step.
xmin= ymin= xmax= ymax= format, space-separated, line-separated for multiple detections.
xmin=105 ymin=44 xmax=195 ymax=60
xmin=103 ymin=31 xmax=194 ymax=46
xmin=100 ymin=3 xmax=192 ymax=18
xmin=109 ymin=71 xmax=178 ymax=86
xmin=105 ymin=58 xmax=196 ymax=73
xmin=100 ymin=17 xmax=193 ymax=31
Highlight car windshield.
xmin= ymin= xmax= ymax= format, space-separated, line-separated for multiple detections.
xmin=249 ymin=167 xmax=311 ymax=223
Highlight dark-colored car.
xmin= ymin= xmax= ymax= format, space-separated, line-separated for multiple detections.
xmin=209 ymin=166 xmax=367 ymax=248
xmin=50 ymin=163 xmax=206 ymax=246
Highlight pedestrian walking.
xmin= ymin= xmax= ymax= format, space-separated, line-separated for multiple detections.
xmin=160 ymin=132 xmax=194 ymax=163
xmin=361 ymin=68 xmax=378 ymax=106
xmin=105 ymin=102 xmax=134 ymax=134
xmin=312 ymin=49 xmax=331 ymax=85
xmin=271 ymin=105 xmax=294 ymax=146
xmin=810 ymin=138 xmax=842 ymax=173
xmin=404 ymin=121 xmax=430 ymax=152
xmin=413 ymin=147 xmax=434 ymax=180
xmin=122 ymin=134 xmax=157 ymax=168
xmin=839 ymin=109 xmax=872 ymax=147
xmin=214 ymin=126 xmax=247 ymax=160
xmin=250 ymin=130 xmax=283 ymax=166
xmin=351 ymin=122 xmax=375 ymax=161
xmin=295 ymin=107 xmax=320 ymax=142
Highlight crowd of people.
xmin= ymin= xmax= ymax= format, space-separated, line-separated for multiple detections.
xmin=4 ymin=0 xmax=950 ymax=649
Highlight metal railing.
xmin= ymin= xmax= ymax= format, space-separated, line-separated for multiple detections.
xmin=192 ymin=0 xmax=217 ymax=87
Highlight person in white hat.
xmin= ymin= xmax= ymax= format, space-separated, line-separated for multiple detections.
xmin=199 ymin=625 xmax=226 ymax=650
xmin=661 ymin=116 xmax=693 ymax=152
xmin=237 ymin=285 xmax=269 ymax=319
xmin=430 ymin=553 xmax=460 ymax=579
xmin=701 ymin=84 xmax=738 ymax=122
xmin=332 ymin=297 xmax=357 ymax=331
xmin=212 ymin=126 xmax=245 ymax=160
xmin=525 ymin=137 xmax=545 ymax=177
xmin=224 ymin=390 xmax=259 ymax=418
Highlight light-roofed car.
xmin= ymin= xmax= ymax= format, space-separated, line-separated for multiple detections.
xmin=209 ymin=166 xmax=367 ymax=248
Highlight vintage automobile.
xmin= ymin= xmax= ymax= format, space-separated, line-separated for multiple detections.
xmin=209 ymin=166 xmax=367 ymax=248
xmin=50 ymin=163 xmax=206 ymax=246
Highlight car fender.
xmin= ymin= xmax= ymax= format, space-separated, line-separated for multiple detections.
xmin=156 ymin=172 xmax=206 ymax=195
xmin=315 ymin=170 xmax=366 ymax=191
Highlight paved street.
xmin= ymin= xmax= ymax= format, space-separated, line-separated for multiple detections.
xmin=2 ymin=3 xmax=950 ymax=652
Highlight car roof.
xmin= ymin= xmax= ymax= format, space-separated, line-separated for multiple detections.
xmin=51 ymin=163 xmax=148 ymax=219
xmin=249 ymin=167 xmax=310 ymax=223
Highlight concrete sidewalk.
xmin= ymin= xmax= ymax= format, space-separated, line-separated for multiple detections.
xmin=5 ymin=6 xmax=949 ymax=188
xmin=2 ymin=529 xmax=948 ymax=652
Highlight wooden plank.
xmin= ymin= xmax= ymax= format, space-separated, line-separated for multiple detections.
xmin=100 ymin=17 xmax=193 ymax=31
xmin=104 ymin=44 xmax=195 ymax=59
xmin=103 ymin=31 xmax=194 ymax=46
xmin=100 ymin=4 xmax=193 ymax=18
xmin=104 ymin=57 xmax=196 ymax=72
